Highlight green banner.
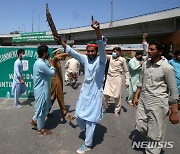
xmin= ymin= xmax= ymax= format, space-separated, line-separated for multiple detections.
xmin=20 ymin=32 xmax=46 ymax=37
xmin=0 ymin=47 xmax=53 ymax=98
xmin=12 ymin=32 xmax=54 ymax=43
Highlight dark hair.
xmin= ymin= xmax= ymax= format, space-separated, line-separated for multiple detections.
xmin=149 ymin=41 xmax=164 ymax=51
xmin=113 ymin=47 xmax=121 ymax=52
xmin=174 ymin=50 xmax=180 ymax=56
xmin=17 ymin=49 xmax=24 ymax=56
xmin=135 ymin=50 xmax=144 ymax=56
xmin=37 ymin=45 xmax=48 ymax=58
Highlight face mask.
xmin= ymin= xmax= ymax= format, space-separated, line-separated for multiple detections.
xmin=22 ymin=55 xmax=25 ymax=59
xmin=112 ymin=52 xmax=117 ymax=58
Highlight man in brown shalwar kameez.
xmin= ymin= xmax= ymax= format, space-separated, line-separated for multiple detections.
xmin=50 ymin=48 xmax=75 ymax=120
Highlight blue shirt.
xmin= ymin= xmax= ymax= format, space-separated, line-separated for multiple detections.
xmin=12 ymin=59 xmax=23 ymax=94
xmin=169 ymin=58 xmax=180 ymax=94
xmin=33 ymin=59 xmax=55 ymax=117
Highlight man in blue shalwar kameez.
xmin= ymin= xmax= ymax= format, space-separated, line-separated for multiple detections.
xmin=12 ymin=49 xmax=27 ymax=108
xmin=55 ymin=18 xmax=106 ymax=153
xmin=169 ymin=50 xmax=180 ymax=98
xmin=31 ymin=45 xmax=55 ymax=135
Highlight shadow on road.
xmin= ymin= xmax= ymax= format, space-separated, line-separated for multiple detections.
xmin=21 ymin=98 xmax=34 ymax=106
xmin=129 ymin=129 xmax=165 ymax=154
xmin=45 ymin=109 xmax=67 ymax=130
xmin=129 ymin=129 xmax=147 ymax=153
xmin=78 ymin=123 xmax=107 ymax=148
xmin=106 ymin=103 xmax=127 ymax=113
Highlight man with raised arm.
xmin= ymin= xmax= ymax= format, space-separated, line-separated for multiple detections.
xmin=55 ymin=17 xmax=106 ymax=153
xmin=31 ymin=45 xmax=55 ymax=135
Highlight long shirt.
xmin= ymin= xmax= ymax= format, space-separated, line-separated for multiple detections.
xmin=137 ymin=58 xmax=179 ymax=110
xmin=103 ymin=55 xmax=129 ymax=98
xmin=65 ymin=40 xmax=106 ymax=122
xmin=128 ymin=57 xmax=142 ymax=92
xmin=12 ymin=59 xmax=23 ymax=94
xmin=33 ymin=59 xmax=55 ymax=116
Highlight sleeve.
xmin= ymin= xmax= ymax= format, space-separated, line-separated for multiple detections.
xmin=122 ymin=58 xmax=130 ymax=85
xmin=137 ymin=63 xmax=145 ymax=88
xmin=168 ymin=59 xmax=173 ymax=65
xmin=164 ymin=65 xmax=179 ymax=104
xmin=128 ymin=59 xmax=141 ymax=71
xmin=142 ymin=41 xmax=148 ymax=57
xmin=106 ymin=55 xmax=111 ymax=61
xmin=39 ymin=63 xmax=55 ymax=76
xmin=15 ymin=62 xmax=21 ymax=78
xmin=65 ymin=45 xmax=86 ymax=65
xmin=96 ymin=40 xmax=106 ymax=64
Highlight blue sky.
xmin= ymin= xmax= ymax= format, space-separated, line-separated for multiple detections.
xmin=0 ymin=0 xmax=179 ymax=34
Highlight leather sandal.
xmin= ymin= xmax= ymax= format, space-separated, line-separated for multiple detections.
xmin=38 ymin=129 xmax=52 ymax=135
xmin=30 ymin=119 xmax=37 ymax=127
xmin=65 ymin=114 xmax=75 ymax=120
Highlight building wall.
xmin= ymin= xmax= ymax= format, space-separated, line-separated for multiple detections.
xmin=163 ymin=30 xmax=180 ymax=51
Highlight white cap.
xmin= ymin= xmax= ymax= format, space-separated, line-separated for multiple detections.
xmin=52 ymin=48 xmax=60 ymax=54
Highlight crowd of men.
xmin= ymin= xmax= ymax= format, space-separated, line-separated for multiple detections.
xmin=11 ymin=18 xmax=179 ymax=154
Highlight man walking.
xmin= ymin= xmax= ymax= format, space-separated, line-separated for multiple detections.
xmin=133 ymin=41 xmax=179 ymax=154
xmin=103 ymin=47 xmax=129 ymax=116
xmin=11 ymin=49 xmax=26 ymax=108
xmin=127 ymin=50 xmax=144 ymax=106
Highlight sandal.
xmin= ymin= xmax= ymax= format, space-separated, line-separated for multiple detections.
xmin=65 ymin=114 xmax=75 ymax=121
xmin=127 ymin=102 xmax=133 ymax=106
xmin=38 ymin=129 xmax=52 ymax=135
xmin=30 ymin=119 xmax=37 ymax=127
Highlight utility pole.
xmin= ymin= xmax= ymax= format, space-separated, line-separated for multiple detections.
xmin=38 ymin=15 xmax=40 ymax=32
xmin=22 ymin=24 xmax=25 ymax=32
xmin=32 ymin=9 xmax=35 ymax=32
xmin=109 ymin=0 xmax=113 ymax=27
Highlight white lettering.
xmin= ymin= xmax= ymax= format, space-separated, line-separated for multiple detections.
xmin=132 ymin=141 xmax=174 ymax=149
xmin=166 ymin=141 xmax=174 ymax=149
xmin=0 ymin=82 xmax=12 ymax=87
xmin=9 ymin=74 xmax=14 ymax=80
xmin=132 ymin=142 xmax=141 ymax=149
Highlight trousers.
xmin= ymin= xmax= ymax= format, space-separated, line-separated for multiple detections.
xmin=76 ymin=117 xmax=96 ymax=147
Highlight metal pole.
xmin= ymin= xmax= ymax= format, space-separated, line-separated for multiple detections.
xmin=32 ymin=9 xmax=35 ymax=32
xmin=38 ymin=15 xmax=40 ymax=32
xmin=110 ymin=0 xmax=113 ymax=27
xmin=22 ymin=24 xmax=25 ymax=32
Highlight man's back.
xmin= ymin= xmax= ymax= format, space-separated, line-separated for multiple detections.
xmin=65 ymin=58 xmax=80 ymax=72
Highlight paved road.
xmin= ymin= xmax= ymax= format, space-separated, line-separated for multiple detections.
xmin=0 ymin=61 xmax=179 ymax=154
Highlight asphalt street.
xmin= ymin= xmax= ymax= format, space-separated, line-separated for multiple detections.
xmin=0 ymin=61 xmax=179 ymax=154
